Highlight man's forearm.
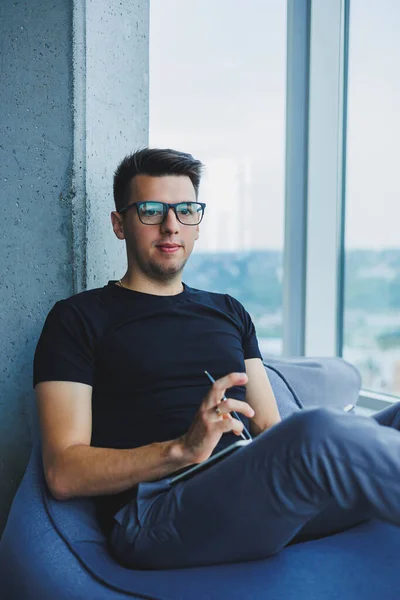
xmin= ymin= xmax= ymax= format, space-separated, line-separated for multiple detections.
xmin=249 ymin=416 xmax=281 ymax=438
xmin=46 ymin=440 xmax=192 ymax=501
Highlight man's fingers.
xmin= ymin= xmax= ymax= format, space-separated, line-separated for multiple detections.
xmin=205 ymin=372 xmax=248 ymax=407
xmin=217 ymin=372 xmax=248 ymax=391
xmin=214 ymin=407 xmax=242 ymax=431
xmin=212 ymin=398 xmax=254 ymax=419
xmin=213 ymin=405 xmax=233 ymax=421
xmin=224 ymin=416 xmax=244 ymax=436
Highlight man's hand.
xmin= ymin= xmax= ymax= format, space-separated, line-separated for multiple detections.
xmin=178 ymin=372 xmax=255 ymax=464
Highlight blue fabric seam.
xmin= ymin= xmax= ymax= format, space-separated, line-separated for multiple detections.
xmin=41 ymin=487 xmax=167 ymax=600
xmin=262 ymin=362 xmax=305 ymax=409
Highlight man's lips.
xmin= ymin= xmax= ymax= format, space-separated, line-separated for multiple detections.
xmin=156 ymin=244 xmax=181 ymax=254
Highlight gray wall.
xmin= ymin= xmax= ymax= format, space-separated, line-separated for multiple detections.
xmin=0 ymin=0 xmax=149 ymax=535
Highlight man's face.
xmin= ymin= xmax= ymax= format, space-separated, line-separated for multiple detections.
xmin=112 ymin=175 xmax=200 ymax=282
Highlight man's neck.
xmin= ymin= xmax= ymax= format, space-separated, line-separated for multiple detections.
xmin=119 ymin=274 xmax=184 ymax=297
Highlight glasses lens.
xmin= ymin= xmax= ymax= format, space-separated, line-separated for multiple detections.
xmin=138 ymin=202 xmax=204 ymax=225
xmin=176 ymin=202 xmax=203 ymax=225
xmin=138 ymin=202 xmax=165 ymax=224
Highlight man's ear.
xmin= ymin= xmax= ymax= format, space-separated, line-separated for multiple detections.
xmin=194 ymin=224 xmax=200 ymax=241
xmin=111 ymin=211 xmax=125 ymax=240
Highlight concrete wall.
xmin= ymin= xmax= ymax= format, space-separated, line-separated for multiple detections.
xmin=0 ymin=0 xmax=149 ymax=535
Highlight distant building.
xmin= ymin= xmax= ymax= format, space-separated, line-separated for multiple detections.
xmin=359 ymin=264 xmax=397 ymax=280
xmin=198 ymin=157 xmax=252 ymax=253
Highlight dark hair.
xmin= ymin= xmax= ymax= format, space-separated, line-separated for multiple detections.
xmin=113 ymin=148 xmax=204 ymax=212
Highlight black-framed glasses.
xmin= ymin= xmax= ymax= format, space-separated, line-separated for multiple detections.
xmin=118 ymin=201 xmax=206 ymax=226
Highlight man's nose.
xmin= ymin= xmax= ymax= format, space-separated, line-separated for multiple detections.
xmin=160 ymin=206 xmax=180 ymax=233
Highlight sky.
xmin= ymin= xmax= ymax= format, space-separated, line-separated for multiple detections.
xmin=346 ymin=0 xmax=400 ymax=250
xmin=149 ymin=0 xmax=400 ymax=251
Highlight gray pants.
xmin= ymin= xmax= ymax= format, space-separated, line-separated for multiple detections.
xmin=111 ymin=403 xmax=400 ymax=569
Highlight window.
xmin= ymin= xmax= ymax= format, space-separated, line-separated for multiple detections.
xmin=343 ymin=0 xmax=400 ymax=396
xmin=150 ymin=0 xmax=287 ymax=357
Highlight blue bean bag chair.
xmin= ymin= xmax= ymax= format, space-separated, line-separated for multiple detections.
xmin=1 ymin=357 xmax=400 ymax=600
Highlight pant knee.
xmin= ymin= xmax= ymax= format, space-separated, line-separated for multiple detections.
xmin=287 ymin=407 xmax=346 ymax=448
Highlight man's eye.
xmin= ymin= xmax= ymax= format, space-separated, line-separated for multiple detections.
xmin=178 ymin=204 xmax=193 ymax=215
xmin=142 ymin=207 xmax=163 ymax=216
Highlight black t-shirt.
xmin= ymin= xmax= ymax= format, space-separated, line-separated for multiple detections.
xmin=33 ymin=281 xmax=263 ymax=531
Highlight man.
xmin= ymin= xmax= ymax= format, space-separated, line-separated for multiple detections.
xmin=34 ymin=148 xmax=400 ymax=570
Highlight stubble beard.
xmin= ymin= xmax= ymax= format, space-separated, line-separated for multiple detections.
xmin=134 ymin=249 xmax=189 ymax=283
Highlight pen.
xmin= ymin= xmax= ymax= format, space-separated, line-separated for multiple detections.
xmin=204 ymin=371 xmax=252 ymax=441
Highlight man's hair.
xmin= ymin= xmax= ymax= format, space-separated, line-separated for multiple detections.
xmin=113 ymin=148 xmax=204 ymax=212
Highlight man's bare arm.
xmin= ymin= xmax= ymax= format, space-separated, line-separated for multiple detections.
xmin=36 ymin=381 xmax=192 ymax=501
xmin=244 ymin=358 xmax=281 ymax=436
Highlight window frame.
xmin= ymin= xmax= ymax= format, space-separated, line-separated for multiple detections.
xmin=284 ymin=0 xmax=399 ymax=408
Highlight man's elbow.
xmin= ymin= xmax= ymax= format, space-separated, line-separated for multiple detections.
xmin=45 ymin=462 xmax=75 ymax=501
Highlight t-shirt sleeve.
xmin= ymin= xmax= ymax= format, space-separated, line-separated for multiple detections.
xmin=33 ymin=300 xmax=95 ymax=387
xmin=226 ymin=295 xmax=263 ymax=360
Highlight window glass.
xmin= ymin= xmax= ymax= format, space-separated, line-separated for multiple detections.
xmin=150 ymin=0 xmax=287 ymax=357
xmin=343 ymin=0 xmax=400 ymax=395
